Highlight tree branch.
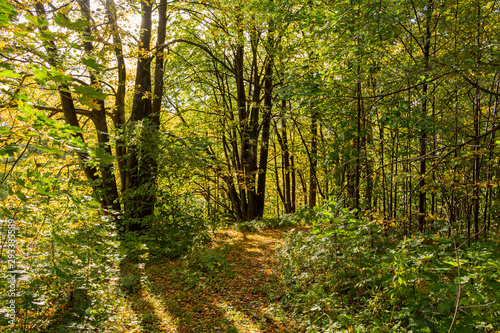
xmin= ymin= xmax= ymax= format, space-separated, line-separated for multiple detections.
xmin=156 ymin=39 xmax=235 ymax=74
xmin=32 ymin=105 xmax=96 ymax=120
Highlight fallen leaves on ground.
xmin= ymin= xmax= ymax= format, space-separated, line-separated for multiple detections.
xmin=116 ymin=228 xmax=305 ymax=333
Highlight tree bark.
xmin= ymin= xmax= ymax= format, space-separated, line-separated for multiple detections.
xmin=418 ymin=0 xmax=433 ymax=232
xmin=309 ymin=110 xmax=318 ymax=209
xmin=255 ymin=23 xmax=274 ymax=218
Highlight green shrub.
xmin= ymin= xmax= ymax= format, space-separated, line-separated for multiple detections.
xmin=147 ymin=190 xmax=210 ymax=260
xmin=276 ymin=201 xmax=500 ymax=332
xmin=188 ymin=247 xmax=228 ymax=274
xmin=234 ymin=214 xmax=302 ymax=232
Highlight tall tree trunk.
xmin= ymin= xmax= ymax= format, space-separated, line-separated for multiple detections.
xmin=484 ymin=74 xmax=499 ymax=236
xmin=106 ymin=0 xmax=127 ymax=193
xmin=291 ymin=147 xmax=297 ymax=212
xmin=78 ymin=0 xmax=120 ymax=214
xmin=309 ymin=110 xmax=318 ymax=209
xmin=418 ymin=1 xmax=433 ymax=232
xmin=355 ymin=66 xmax=362 ymax=215
xmin=214 ymin=12 xmax=275 ymax=221
xmin=256 ymin=19 xmax=275 ymax=218
xmin=276 ymin=101 xmax=293 ymax=213
xmin=282 ymin=109 xmax=293 ymax=213
xmin=472 ymin=1 xmax=482 ymax=239
xmin=235 ymin=19 xmax=250 ymax=219
xmin=124 ymin=0 xmax=154 ymax=232
xmin=393 ymin=129 xmax=399 ymax=220
xmin=120 ymin=0 xmax=166 ymax=232
xmin=379 ymin=124 xmax=387 ymax=216
xmin=256 ymin=59 xmax=273 ymax=217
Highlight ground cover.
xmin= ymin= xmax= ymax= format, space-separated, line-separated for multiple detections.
xmin=110 ymin=228 xmax=304 ymax=333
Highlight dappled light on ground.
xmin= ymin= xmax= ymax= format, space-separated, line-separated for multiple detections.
xmin=215 ymin=300 xmax=262 ymax=332
xmin=131 ymin=290 xmax=180 ymax=332
xmin=110 ymin=228 xmax=302 ymax=332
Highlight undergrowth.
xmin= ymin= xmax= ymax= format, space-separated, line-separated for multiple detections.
xmin=234 ymin=214 xmax=300 ymax=233
xmin=276 ymin=201 xmax=500 ymax=333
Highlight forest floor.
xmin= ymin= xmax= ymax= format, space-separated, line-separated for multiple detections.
xmin=116 ymin=227 xmax=306 ymax=333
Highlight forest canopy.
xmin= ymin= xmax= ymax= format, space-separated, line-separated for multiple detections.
xmin=0 ymin=0 xmax=499 ymax=332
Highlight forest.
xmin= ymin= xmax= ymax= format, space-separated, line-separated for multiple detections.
xmin=0 ymin=0 xmax=499 ymax=331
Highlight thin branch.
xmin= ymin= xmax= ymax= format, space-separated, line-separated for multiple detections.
xmin=155 ymin=39 xmax=235 ymax=74
xmin=0 ymin=137 xmax=33 ymax=186
xmin=32 ymin=105 xmax=96 ymax=120
xmin=462 ymin=74 xmax=500 ymax=97
xmin=460 ymin=301 xmax=496 ymax=309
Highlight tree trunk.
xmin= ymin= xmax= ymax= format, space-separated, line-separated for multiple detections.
xmin=36 ymin=2 xmax=121 ymax=218
xmin=418 ymin=1 xmax=433 ymax=233
xmin=355 ymin=66 xmax=362 ymax=215
xmin=281 ymin=103 xmax=293 ymax=213
xmin=309 ymin=110 xmax=318 ymax=209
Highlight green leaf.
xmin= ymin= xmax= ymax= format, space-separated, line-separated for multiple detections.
xmin=15 ymin=178 xmax=25 ymax=187
xmin=0 ymin=143 xmax=19 ymax=157
xmin=82 ymin=58 xmax=106 ymax=72
xmin=15 ymin=190 xmax=27 ymax=201
xmin=37 ymin=186 xmax=55 ymax=196
xmin=50 ymin=67 xmax=72 ymax=84
xmin=438 ymin=301 xmax=452 ymax=313
xmin=0 ymin=69 xmax=20 ymax=78
xmin=53 ymin=13 xmax=89 ymax=32
xmin=74 ymin=85 xmax=107 ymax=100
xmin=91 ymin=147 xmax=115 ymax=164
xmin=32 ymin=66 xmax=50 ymax=83
xmin=0 ymin=1 xmax=17 ymax=27
xmin=429 ymin=283 xmax=444 ymax=292
xmin=444 ymin=260 xmax=458 ymax=267
xmin=38 ymin=146 xmax=65 ymax=155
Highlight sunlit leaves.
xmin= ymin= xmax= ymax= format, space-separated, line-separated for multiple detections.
xmin=0 ymin=69 xmax=20 ymax=79
xmin=53 ymin=13 xmax=90 ymax=32
xmin=0 ymin=143 xmax=20 ymax=158
xmin=73 ymin=85 xmax=107 ymax=100
xmin=0 ymin=0 xmax=17 ymax=28
xmin=89 ymin=147 xmax=115 ymax=164
xmin=81 ymin=57 xmax=106 ymax=72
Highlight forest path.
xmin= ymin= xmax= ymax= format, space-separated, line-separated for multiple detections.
xmin=125 ymin=228 xmax=304 ymax=333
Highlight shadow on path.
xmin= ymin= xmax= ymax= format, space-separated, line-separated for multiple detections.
xmin=143 ymin=228 xmax=303 ymax=332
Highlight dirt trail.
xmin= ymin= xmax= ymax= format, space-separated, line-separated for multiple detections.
xmin=126 ymin=228 xmax=303 ymax=333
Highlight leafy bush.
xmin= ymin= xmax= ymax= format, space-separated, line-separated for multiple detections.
xmin=146 ymin=191 xmax=210 ymax=260
xmin=171 ymin=246 xmax=230 ymax=292
xmin=234 ymin=214 xmax=302 ymax=232
xmin=187 ymin=247 xmax=228 ymax=274
xmin=0 ymin=191 xmax=124 ymax=332
xmin=276 ymin=201 xmax=500 ymax=332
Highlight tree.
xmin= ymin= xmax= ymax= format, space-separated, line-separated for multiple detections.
xmin=2 ymin=0 xmax=172 ymax=235
xmin=160 ymin=0 xmax=280 ymax=221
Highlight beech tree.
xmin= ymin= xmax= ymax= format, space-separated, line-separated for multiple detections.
xmin=160 ymin=1 xmax=280 ymax=221
xmin=2 ymin=0 xmax=169 ymax=234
